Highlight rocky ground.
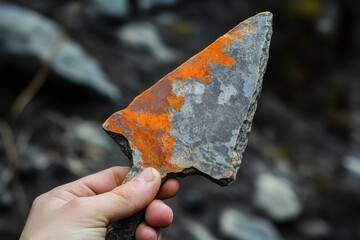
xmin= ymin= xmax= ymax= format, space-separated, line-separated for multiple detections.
xmin=1 ymin=0 xmax=360 ymax=239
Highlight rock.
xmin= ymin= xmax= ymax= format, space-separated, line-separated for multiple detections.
xmin=22 ymin=146 xmax=49 ymax=172
xmin=0 ymin=3 xmax=120 ymax=101
xmin=106 ymin=13 xmax=272 ymax=183
xmin=88 ymin=0 xmax=179 ymax=17
xmin=316 ymin=2 xmax=339 ymax=35
xmin=65 ymin=119 xmax=113 ymax=151
xmin=220 ymin=209 xmax=283 ymax=240
xmin=116 ymin=22 xmax=180 ymax=63
xmin=0 ymin=167 xmax=13 ymax=186
xmin=254 ymin=173 xmax=302 ymax=221
xmin=138 ymin=0 xmax=179 ymax=11
xmin=298 ymin=219 xmax=330 ymax=238
xmin=343 ymin=154 xmax=360 ymax=177
xmin=63 ymin=119 xmax=114 ymax=164
xmin=0 ymin=190 xmax=14 ymax=208
xmin=66 ymin=156 xmax=88 ymax=177
xmin=182 ymin=218 xmax=217 ymax=240
xmin=89 ymin=0 xmax=130 ymax=19
xmin=155 ymin=12 xmax=179 ymax=27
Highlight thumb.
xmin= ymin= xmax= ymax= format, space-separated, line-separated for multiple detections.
xmin=88 ymin=167 xmax=161 ymax=223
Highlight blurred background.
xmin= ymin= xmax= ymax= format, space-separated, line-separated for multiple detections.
xmin=0 ymin=0 xmax=359 ymax=239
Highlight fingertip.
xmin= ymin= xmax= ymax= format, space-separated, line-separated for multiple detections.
xmin=135 ymin=168 xmax=161 ymax=186
xmin=151 ymin=168 xmax=162 ymax=187
xmin=145 ymin=200 xmax=173 ymax=228
xmin=157 ymin=178 xmax=179 ymax=199
xmin=151 ymin=168 xmax=161 ymax=180
xmin=91 ymin=168 xmax=164 ymax=222
xmin=136 ymin=223 xmax=160 ymax=240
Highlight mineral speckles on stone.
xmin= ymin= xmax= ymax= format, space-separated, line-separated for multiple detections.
xmin=172 ymin=81 xmax=205 ymax=105
xmin=103 ymin=12 xmax=272 ymax=184
xmin=218 ymin=84 xmax=238 ymax=105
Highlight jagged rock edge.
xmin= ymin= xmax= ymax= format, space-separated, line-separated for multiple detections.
xmin=233 ymin=12 xmax=273 ymax=184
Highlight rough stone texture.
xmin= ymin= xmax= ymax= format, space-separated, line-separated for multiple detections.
xmin=103 ymin=12 xmax=272 ymax=239
xmin=104 ymin=12 xmax=273 ymax=185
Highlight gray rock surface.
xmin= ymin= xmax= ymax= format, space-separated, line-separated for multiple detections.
xmin=220 ymin=209 xmax=283 ymax=240
xmin=106 ymin=13 xmax=273 ymax=186
xmin=254 ymin=173 xmax=302 ymax=221
xmin=0 ymin=3 xmax=120 ymax=101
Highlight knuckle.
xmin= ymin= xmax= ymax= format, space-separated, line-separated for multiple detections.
xmin=68 ymin=197 xmax=88 ymax=211
xmin=32 ymin=193 xmax=48 ymax=208
xmin=111 ymin=188 xmax=139 ymax=214
xmin=111 ymin=188 xmax=134 ymax=201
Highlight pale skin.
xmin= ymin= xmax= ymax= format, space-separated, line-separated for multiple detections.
xmin=20 ymin=167 xmax=179 ymax=240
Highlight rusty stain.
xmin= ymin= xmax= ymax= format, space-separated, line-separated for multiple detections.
xmin=104 ymin=21 xmax=258 ymax=173
xmin=170 ymin=34 xmax=237 ymax=84
xmin=227 ymin=21 xmax=258 ymax=41
xmin=167 ymin=94 xmax=185 ymax=112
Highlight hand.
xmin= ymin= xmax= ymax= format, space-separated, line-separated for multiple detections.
xmin=20 ymin=167 xmax=179 ymax=240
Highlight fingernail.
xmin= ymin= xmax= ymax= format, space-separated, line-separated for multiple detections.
xmin=136 ymin=168 xmax=155 ymax=182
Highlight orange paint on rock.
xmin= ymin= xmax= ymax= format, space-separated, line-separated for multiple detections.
xmin=228 ymin=21 xmax=258 ymax=41
xmin=109 ymin=109 xmax=182 ymax=172
xmin=128 ymin=79 xmax=173 ymax=114
xmin=103 ymin=113 xmax=122 ymax=133
xmin=167 ymin=94 xmax=185 ymax=112
xmin=104 ymin=26 xmax=249 ymax=172
xmin=166 ymin=34 xmax=237 ymax=84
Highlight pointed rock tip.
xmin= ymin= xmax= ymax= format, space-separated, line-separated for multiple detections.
xmin=247 ymin=11 xmax=273 ymax=25
xmin=257 ymin=11 xmax=273 ymax=19
xmin=227 ymin=11 xmax=272 ymax=40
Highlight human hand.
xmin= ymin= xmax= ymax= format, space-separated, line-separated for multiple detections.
xmin=20 ymin=167 xmax=179 ymax=240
